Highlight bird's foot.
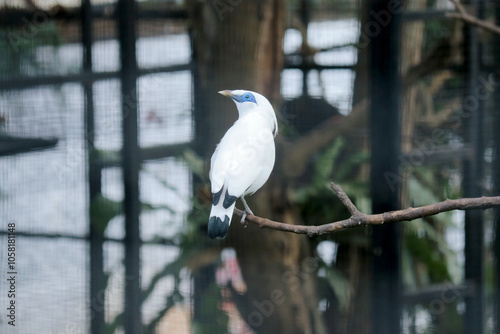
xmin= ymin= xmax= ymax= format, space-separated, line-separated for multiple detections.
xmin=240 ymin=209 xmax=253 ymax=228
xmin=240 ymin=211 xmax=248 ymax=227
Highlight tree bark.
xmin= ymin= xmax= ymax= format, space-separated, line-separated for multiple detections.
xmin=400 ymin=0 xmax=426 ymax=208
xmin=333 ymin=1 xmax=371 ymax=332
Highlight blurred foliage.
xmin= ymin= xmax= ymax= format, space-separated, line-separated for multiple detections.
xmin=318 ymin=259 xmax=352 ymax=311
xmin=1 ymin=0 xmax=497 ymax=333
xmin=90 ymin=195 xmax=121 ymax=234
xmin=288 ymin=123 xmax=464 ymax=331
xmin=0 ymin=21 xmax=62 ymax=78
xmin=141 ymin=155 xmax=227 ymax=334
xmin=87 ymin=157 xmax=226 ymax=333
xmin=293 ymin=137 xmax=370 ymax=224
xmin=422 ymin=19 xmax=456 ymax=53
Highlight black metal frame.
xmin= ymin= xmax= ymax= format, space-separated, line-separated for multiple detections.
xmin=1 ymin=0 xmax=499 ymax=333
xmin=0 ymin=2 xmax=189 ymax=333
xmin=368 ymin=1 xmax=493 ymax=334
xmin=463 ymin=1 xmax=486 ymax=333
xmin=495 ymin=4 xmax=500 ymax=334
xmin=117 ymin=0 xmax=142 ymax=333
xmin=369 ymin=1 xmax=402 ymax=333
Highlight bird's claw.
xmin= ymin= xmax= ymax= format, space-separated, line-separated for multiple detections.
xmin=240 ymin=209 xmax=252 ymax=228
xmin=240 ymin=211 xmax=248 ymax=227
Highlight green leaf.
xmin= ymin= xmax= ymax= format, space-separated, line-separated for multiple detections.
xmin=319 ymin=264 xmax=352 ymax=311
xmin=313 ymin=137 xmax=345 ymax=186
xmin=179 ymin=149 xmax=206 ymax=181
xmin=90 ymin=195 xmax=121 ymax=235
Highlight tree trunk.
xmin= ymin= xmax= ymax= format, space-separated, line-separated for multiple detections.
xmin=333 ymin=2 xmax=372 ymax=333
xmin=400 ymin=0 xmax=427 ymax=208
xmin=334 ymin=2 xmax=426 ymax=332
xmin=187 ymin=1 xmax=326 ymax=333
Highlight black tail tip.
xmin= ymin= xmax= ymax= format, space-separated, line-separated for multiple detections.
xmin=208 ymin=215 xmax=230 ymax=239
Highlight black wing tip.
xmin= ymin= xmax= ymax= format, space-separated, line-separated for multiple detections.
xmin=212 ymin=187 xmax=224 ymax=206
xmin=223 ymin=189 xmax=237 ymax=209
xmin=208 ymin=215 xmax=230 ymax=239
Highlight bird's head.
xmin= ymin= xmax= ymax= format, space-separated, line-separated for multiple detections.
xmin=218 ymin=89 xmax=278 ymax=136
xmin=219 ymin=89 xmax=257 ymax=104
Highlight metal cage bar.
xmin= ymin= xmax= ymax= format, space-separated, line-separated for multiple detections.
xmin=369 ymin=1 xmax=403 ymax=333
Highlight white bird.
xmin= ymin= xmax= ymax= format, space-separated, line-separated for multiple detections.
xmin=208 ymin=89 xmax=278 ymax=239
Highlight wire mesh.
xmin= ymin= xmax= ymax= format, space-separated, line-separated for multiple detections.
xmin=0 ymin=0 xmax=499 ymax=333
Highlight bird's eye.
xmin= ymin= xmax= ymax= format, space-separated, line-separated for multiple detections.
xmin=244 ymin=94 xmax=250 ymax=99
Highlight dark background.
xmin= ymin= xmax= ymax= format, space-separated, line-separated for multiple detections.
xmin=0 ymin=0 xmax=499 ymax=333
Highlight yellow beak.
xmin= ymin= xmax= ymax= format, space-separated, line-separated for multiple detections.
xmin=218 ymin=90 xmax=233 ymax=97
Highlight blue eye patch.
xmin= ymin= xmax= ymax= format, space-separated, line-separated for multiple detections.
xmin=231 ymin=92 xmax=257 ymax=104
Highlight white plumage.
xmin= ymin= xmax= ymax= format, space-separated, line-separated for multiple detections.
xmin=208 ymin=89 xmax=278 ymax=239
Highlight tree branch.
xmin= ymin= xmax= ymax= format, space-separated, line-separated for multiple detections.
xmin=281 ymin=99 xmax=368 ymax=178
xmin=234 ymin=182 xmax=500 ymax=237
xmin=447 ymin=0 xmax=500 ymax=35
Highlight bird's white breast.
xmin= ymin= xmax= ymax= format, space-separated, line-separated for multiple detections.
xmin=210 ymin=111 xmax=275 ymax=197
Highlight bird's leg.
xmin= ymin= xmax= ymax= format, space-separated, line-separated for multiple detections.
xmin=241 ymin=196 xmax=254 ymax=215
xmin=241 ymin=212 xmax=248 ymax=227
xmin=240 ymin=196 xmax=254 ymax=226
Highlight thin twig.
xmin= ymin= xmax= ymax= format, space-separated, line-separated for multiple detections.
xmin=233 ymin=183 xmax=500 ymax=237
xmin=446 ymin=0 xmax=500 ymax=36
xmin=329 ymin=182 xmax=359 ymax=215
xmin=450 ymin=0 xmax=467 ymax=15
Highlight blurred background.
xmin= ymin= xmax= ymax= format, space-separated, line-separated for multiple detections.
xmin=1 ymin=0 xmax=500 ymax=333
